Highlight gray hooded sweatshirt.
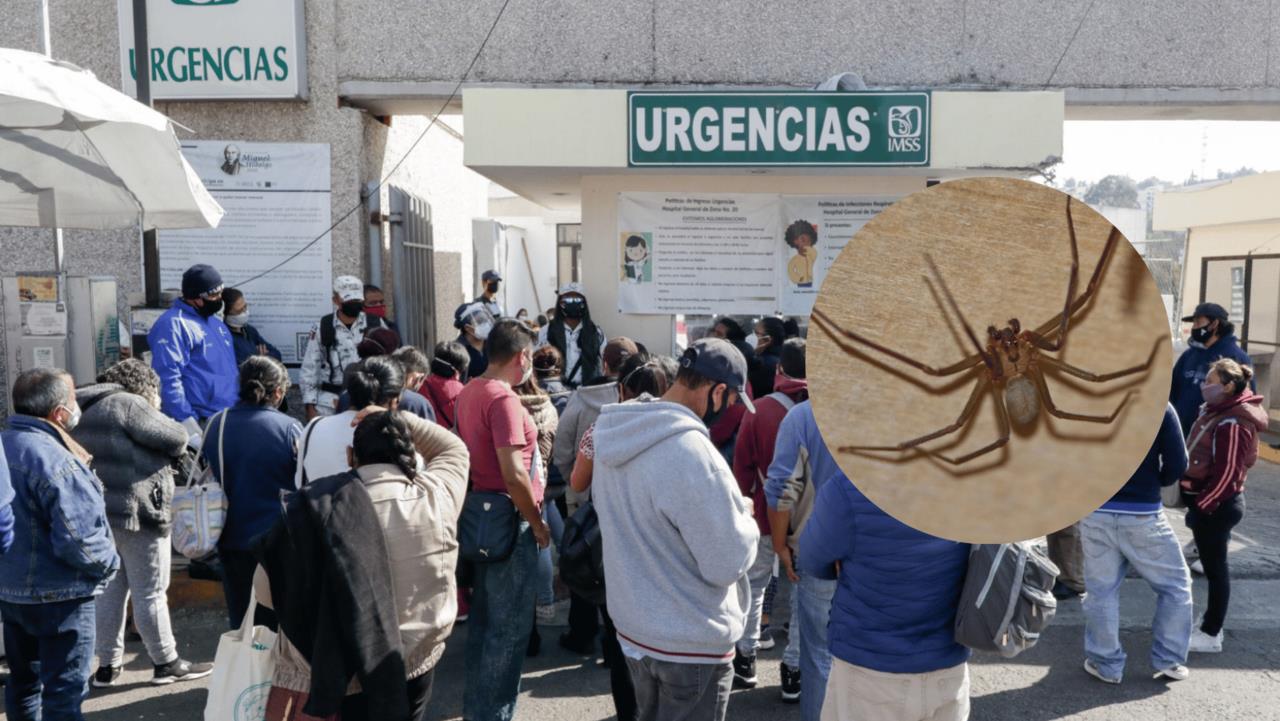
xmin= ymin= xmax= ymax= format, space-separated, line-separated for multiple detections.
xmin=553 ymin=381 xmax=619 ymax=503
xmin=592 ymin=397 xmax=759 ymax=664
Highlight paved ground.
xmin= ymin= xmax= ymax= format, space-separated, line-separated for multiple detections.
xmin=23 ymin=463 xmax=1280 ymax=720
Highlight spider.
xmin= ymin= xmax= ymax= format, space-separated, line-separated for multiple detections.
xmin=810 ymin=196 xmax=1162 ymax=466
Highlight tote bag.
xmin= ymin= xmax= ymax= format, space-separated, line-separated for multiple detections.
xmin=205 ymin=591 xmax=277 ymax=721
xmin=172 ymin=410 xmax=229 ymax=559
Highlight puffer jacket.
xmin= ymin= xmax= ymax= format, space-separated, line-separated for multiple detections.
xmin=72 ymin=384 xmax=188 ymax=535
xmin=1181 ymin=389 xmax=1268 ymax=514
xmin=518 ymin=390 xmax=558 ymax=488
xmin=256 ymin=412 xmax=469 ymax=692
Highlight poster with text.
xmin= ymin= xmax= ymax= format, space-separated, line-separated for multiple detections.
xmin=160 ymin=141 xmax=331 ymax=364
xmin=778 ymin=196 xmax=900 ymax=315
xmin=617 ymin=193 xmax=780 ymax=315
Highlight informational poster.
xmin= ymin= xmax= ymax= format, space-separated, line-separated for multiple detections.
xmin=617 ymin=192 xmax=899 ymax=315
xmin=160 ymin=141 xmax=331 ymax=364
xmin=617 ymin=193 xmax=780 ymax=315
xmin=778 ymin=196 xmax=900 ymax=315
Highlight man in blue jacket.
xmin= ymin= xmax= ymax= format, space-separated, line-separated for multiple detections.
xmin=1171 ymin=302 xmax=1253 ymax=437
xmin=1080 ymin=403 xmax=1193 ymax=684
xmin=0 ymin=368 xmax=120 ymax=720
xmin=799 ymin=474 xmax=971 ymax=721
xmin=148 ymin=264 xmax=239 ymax=446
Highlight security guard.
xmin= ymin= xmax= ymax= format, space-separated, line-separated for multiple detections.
xmin=300 ymin=275 xmax=390 ymax=419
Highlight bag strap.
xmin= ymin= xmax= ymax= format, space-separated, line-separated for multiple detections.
xmin=298 ymin=418 xmax=321 ymax=486
xmin=237 ymin=587 xmax=260 ymax=642
xmin=1186 ymin=410 xmax=1224 ymax=455
xmin=767 ymin=391 xmax=797 ymax=413
xmin=216 ymin=409 xmax=228 ymax=486
xmin=78 ymin=389 xmax=124 ymax=414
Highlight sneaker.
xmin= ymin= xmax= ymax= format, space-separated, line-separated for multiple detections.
xmin=1189 ymin=559 xmax=1205 ymax=575
xmin=780 ymin=662 xmax=801 ymax=703
xmin=1189 ymin=628 xmax=1223 ymax=653
xmin=1083 ymin=659 xmax=1121 ymax=685
xmin=92 ymin=665 xmax=121 ymax=688
xmin=1182 ymin=539 xmax=1200 ymax=563
xmin=757 ymin=626 xmax=776 ymax=651
xmin=1153 ymin=664 xmax=1190 ymax=681
xmin=536 ymin=604 xmax=557 ymax=623
xmin=455 ymin=612 xmax=469 ymax=623
xmin=151 ymin=659 xmax=214 ymax=686
xmin=1053 ymin=581 xmax=1085 ymax=601
xmin=732 ymin=649 xmax=758 ymax=689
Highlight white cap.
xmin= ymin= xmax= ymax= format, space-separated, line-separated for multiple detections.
xmin=558 ymin=282 xmax=586 ymax=297
xmin=334 ymin=275 xmax=364 ymax=302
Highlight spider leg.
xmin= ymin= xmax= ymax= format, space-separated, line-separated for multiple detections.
xmin=1024 ymin=196 xmax=1080 ymax=352
xmin=811 ymin=307 xmax=985 ymax=377
xmin=922 ymin=254 xmax=993 ymax=364
xmin=1033 ymin=372 xmax=1136 ymax=423
xmin=925 ymin=385 xmax=1011 ymax=465
xmin=839 ymin=378 xmax=989 ymax=453
xmin=1031 ymin=222 xmax=1124 ymax=342
xmin=1038 ymin=335 xmax=1163 ymax=383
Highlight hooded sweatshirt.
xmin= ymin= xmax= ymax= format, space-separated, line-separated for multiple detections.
xmin=552 ymin=380 xmax=619 ymax=487
xmin=592 ymin=398 xmax=759 ymax=664
xmin=1181 ymin=389 xmax=1268 ymax=514
xmin=1169 ymin=334 xmax=1253 ymax=436
xmin=732 ymin=376 xmax=808 ymax=534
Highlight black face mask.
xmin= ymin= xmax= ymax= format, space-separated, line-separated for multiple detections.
xmin=340 ymin=300 xmax=365 ymax=318
xmin=559 ymin=299 xmax=586 ymax=320
xmin=1190 ymin=323 xmax=1215 ymax=344
xmin=486 ymin=281 xmax=500 ymax=294
xmin=196 ymin=298 xmax=223 ymax=318
xmin=701 ymin=385 xmax=728 ymax=428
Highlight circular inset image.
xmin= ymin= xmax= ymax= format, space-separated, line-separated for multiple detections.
xmin=808 ymin=177 xmax=1172 ymax=544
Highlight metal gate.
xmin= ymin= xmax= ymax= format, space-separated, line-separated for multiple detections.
xmin=389 ymin=186 xmax=437 ymax=352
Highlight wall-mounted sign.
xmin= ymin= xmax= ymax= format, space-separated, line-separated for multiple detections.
xmin=116 ymin=0 xmax=308 ymax=100
xmin=628 ymin=92 xmax=929 ymax=167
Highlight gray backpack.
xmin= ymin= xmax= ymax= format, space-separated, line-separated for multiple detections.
xmin=954 ymin=542 xmax=1059 ymax=658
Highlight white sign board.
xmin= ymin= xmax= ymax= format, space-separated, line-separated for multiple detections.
xmin=159 ymin=141 xmax=331 ymax=364
xmin=617 ymin=192 xmax=899 ymax=316
xmin=117 ymin=0 xmax=308 ymax=100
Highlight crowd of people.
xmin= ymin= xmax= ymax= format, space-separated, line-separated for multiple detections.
xmin=0 ymin=261 xmax=1264 ymax=720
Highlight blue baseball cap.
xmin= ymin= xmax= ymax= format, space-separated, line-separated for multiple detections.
xmin=680 ymin=338 xmax=755 ymax=413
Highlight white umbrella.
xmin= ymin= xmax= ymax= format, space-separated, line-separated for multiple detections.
xmin=0 ymin=47 xmax=223 ymax=230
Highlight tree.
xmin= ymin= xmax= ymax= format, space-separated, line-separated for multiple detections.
xmin=1136 ymin=176 xmax=1163 ymax=190
xmin=1217 ymin=166 xmax=1258 ymax=180
xmin=1084 ymin=174 xmax=1140 ymax=208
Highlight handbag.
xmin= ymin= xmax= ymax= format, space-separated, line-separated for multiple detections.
xmin=559 ymin=499 xmax=606 ymax=605
xmin=458 ymin=491 xmax=518 ymax=563
xmin=172 ymin=410 xmax=229 ymax=559
xmin=204 ymin=590 xmax=277 ymax=721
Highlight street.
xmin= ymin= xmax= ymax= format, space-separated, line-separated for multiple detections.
xmin=48 ymin=462 xmax=1280 ymax=721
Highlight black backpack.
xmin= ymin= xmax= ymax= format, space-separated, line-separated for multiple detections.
xmin=559 ymin=500 xmax=606 ymax=605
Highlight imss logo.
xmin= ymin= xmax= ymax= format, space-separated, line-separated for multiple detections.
xmin=887 ymin=106 xmax=923 ymax=152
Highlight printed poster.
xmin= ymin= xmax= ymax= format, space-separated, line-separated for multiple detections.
xmin=159 ymin=141 xmax=332 ymax=364
xmin=617 ymin=192 xmax=899 ymax=316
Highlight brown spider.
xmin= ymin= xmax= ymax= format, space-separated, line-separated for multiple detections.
xmin=810 ymin=196 xmax=1162 ymax=466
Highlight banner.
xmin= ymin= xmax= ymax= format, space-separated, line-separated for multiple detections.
xmin=617 ymin=193 xmax=780 ymax=315
xmin=618 ymin=192 xmax=899 ymax=316
xmin=159 ymin=141 xmax=331 ymax=365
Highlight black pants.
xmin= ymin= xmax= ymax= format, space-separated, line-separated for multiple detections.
xmin=341 ymin=669 xmax=434 ymax=721
xmin=218 ymin=548 xmax=277 ymax=632
xmin=1188 ymin=494 xmax=1245 ymax=636
xmin=565 ymin=591 xmax=600 ymax=648
xmin=600 ymin=602 xmax=637 ymax=721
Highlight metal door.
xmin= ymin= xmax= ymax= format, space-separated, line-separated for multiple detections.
xmin=389 ymin=187 xmax=437 ymax=352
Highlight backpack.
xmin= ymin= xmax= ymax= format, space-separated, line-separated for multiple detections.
xmin=317 ymin=313 xmax=389 ymax=387
xmin=953 ymin=541 xmax=1059 ymax=658
xmin=559 ymin=499 xmax=606 ymax=605
xmin=171 ymin=410 xmax=229 ymax=560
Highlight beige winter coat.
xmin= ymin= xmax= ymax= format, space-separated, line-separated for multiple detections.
xmin=518 ymin=390 xmax=558 ymax=487
xmin=255 ymin=412 xmax=469 ymax=692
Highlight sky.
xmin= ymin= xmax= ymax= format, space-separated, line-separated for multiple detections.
xmin=1052 ymin=121 xmax=1280 ymax=186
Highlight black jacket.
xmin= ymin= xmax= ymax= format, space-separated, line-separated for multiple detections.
xmin=253 ymin=472 xmax=409 ymax=719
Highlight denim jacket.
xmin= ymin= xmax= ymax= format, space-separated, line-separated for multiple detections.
xmin=0 ymin=416 xmax=119 ymax=603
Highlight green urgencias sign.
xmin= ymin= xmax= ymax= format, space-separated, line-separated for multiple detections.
xmin=628 ymin=92 xmax=930 ymax=167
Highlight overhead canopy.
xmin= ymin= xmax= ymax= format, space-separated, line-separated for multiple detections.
xmin=0 ymin=48 xmax=223 ymax=231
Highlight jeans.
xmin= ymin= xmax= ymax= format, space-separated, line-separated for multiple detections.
xmin=536 ymin=501 xmax=565 ymax=607
xmin=626 ymin=656 xmax=733 ymax=721
xmin=463 ymin=523 xmax=539 ymax=721
xmin=738 ymin=538 xmax=777 ymax=655
xmin=1080 ymin=511 xmax=1192 ymax=679
xmin=95 ymin=527 xmax=178 ymax=668
xmin=341 ymin=669 xmax=434 ymax=721
xmin=794 ymin=570 xmax=837 ymax=721
xmin=601 ymin=603 xmax=638 ymax=721
xmin=219 ymin=547 xmax=277 ymax=632
xmin=1 ymin=597 xmax=96 ymax=721
xmin=1048 ymin=522 xmax=1085 ymax=593
xmin=1187 ymin=494 xmax=1245 ymax=636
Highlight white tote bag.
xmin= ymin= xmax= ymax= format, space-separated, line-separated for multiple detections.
xmin=204 ymin=591 xmax=276 ymax=721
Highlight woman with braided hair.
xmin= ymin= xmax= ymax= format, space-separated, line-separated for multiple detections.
xmin=254 ymin=406 xmax=470 ymax=720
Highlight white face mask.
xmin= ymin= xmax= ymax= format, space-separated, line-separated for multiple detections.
xmin=518 ymin=359 xmax=534 ymax=387
xmin=57 ymin=402 xmax=81 ymax=432
xmin=473 ymin=320 xmax=493 ymax=341
xmin=225 ymin=311 xmax=249 ymax=329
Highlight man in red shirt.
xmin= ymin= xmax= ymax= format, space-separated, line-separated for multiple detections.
xmin=731 ymin=338 xmax=808 ymax=694
xmin=456 ymin=319 xmax=550 ymax=721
